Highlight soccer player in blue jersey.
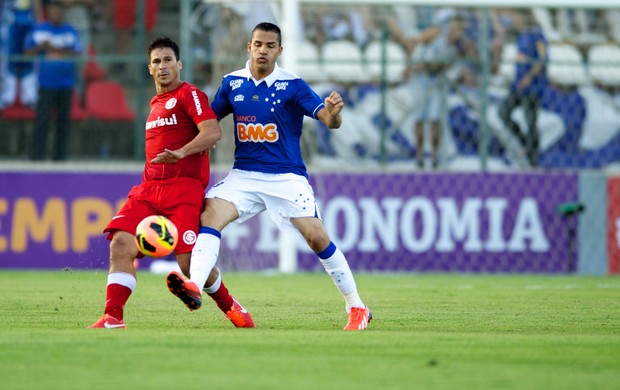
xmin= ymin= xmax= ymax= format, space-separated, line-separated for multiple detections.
xmin=157 ymin=22 xmax=372 ymax=330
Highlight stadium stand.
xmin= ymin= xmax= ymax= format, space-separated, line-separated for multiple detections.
xmin=70 ymin=91 xmax=88 ymax=122
xmin=547 ymin=43 xmax=589 ymax=87
xmin=321 ymin=39 xmax=367 ymax=83
xmin=497 ymin=42 xmax=517 ymax=85
xmin=85 ymin=80 xmax=135 ymax=122
xmin=588 ymin=43 xmax=620 ymax=86
xmin=82 ymin=80 xmax=136 ymax=158
xmin=295 ymin=40 xmax=325 ymax=83
xmin=364 ymin=40 xmax=408 ymax=83
xmin=83 ymin=44 xmax=107 ymax=83
xmin=1 ymin=1 xmax=618 ymax=170
xmin=0 ymin=100 xmax=35 ymax=121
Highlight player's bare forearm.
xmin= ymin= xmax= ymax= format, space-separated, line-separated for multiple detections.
xmin=318 ymin=91 xmax=344 ymax=129
xmin=151 ymin=120 xmax=222 ymax=163
xmin=184 ymin=120 xmax=222 ymax=154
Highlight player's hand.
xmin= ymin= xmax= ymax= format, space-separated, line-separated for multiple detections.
xmin=324 ymin=91 xmax=344 ymax=117
xmin=150 ymin=148 xmax=185 ymax=164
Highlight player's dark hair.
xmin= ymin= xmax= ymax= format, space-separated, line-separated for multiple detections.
xmin=148 ymin=37 xmax=180 ymax=61
xmin=251 ymin=22 xmax=281 ymax=46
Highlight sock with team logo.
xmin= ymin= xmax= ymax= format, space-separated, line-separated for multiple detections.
xmin=203 ymin=271 xmax=234 ymax=313
xmin=317 ymin=242 xmax=365 ymax=312
xmin=189 ymin=226 xmax=221 ymax=290
xmin=104 ymin=272 xmax=136 ymax=321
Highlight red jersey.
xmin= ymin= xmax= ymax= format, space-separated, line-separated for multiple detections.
xmin=142 ymin=82 xmax=217 ymax=182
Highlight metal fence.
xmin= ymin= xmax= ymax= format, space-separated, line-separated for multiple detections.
xmin=1 ymin=0 xmax=620 ymax=173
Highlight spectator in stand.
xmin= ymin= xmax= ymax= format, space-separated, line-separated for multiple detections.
xmin=199 ymin=4 xmax=247 ymax=165
xmin=24 ymin=0 xmax=81 ymax=161
xmin=406 ymin=10 xmax=468 ymax=169
xmin=320 ymin=6 xmax=374 ymax=49
xmin=61 ymin=0 xmax=96 ymax=95
xmin=300 ymin=4 xmax=324 ymax=48
xmin=387 ymin=5 xmax=438 ymax=56
xmin=111 ymin=0 xmax=158 ymax=74
xmin=499 ymin=10 xmax=548 ymax=167
xmin=1 ymin=0 xmax=41 ymax=109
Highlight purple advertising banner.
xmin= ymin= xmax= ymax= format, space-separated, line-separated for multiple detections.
xmin=0 ymin=171 xmax=578 ymax=273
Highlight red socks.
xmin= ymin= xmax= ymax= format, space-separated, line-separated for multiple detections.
xmin=104 ymin=283 xmax=132 ymax=321
xmin=101 ymin=274 xmax=233 ymax=320
xmin=207 ymin=281 xmax=234 ymax=313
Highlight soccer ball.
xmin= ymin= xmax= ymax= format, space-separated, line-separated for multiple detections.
xmin=134 ymin=215 xmax=178 ymax=258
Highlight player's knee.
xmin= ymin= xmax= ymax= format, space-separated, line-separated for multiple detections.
xmin=304 ymin=229 xmax=330 ymax=253
xmin=200 ymin=200 xmax=238 ymax=230
xmin=199 ymin=207 xmax=215 ymax=226
xmin=109 ymin=237 xmax=138 ymax=266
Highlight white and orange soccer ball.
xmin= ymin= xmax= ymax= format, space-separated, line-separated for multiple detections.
xmin=134 ymin=215 xmax=178 ymax=258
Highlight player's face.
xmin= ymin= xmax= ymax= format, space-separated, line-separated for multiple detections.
xmin=248 ymin=30 xmax=282 ymax=78
xmin=148 ymin=47 xmax=182 ymax=89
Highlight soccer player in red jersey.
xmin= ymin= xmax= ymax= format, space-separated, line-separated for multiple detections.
xmin=89 ymin=37 xmax=254 ymax=329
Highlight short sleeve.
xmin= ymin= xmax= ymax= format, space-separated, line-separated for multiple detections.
xmin=181 ymin=85 xmax=217 ymax=124
xmin=210 ymin=79 xmax=233 ymax=120
xmin=294 ymin=79 xmax=324 ymax=119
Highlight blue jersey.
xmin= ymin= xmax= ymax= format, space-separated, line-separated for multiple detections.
xmin=211 ymin=62 xmax=325 ymax=178
xmin=25 ymin=21 xmax=82 ymax=89
xmin=513 ymin=27 xmax=548 ymax=97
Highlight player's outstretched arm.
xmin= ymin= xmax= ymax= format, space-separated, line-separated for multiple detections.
xmin=317 ymin=91 xmax=343 ymax=129
xmin=151 ymin=119 xmax=222 ymax=163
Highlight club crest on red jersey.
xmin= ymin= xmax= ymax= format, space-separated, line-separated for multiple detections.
xmin=165 ymin=98 xmax=177 ymax=109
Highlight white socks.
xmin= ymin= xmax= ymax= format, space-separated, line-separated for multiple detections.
xmin=318 ymin=242 xmax=365 ymax=312
xmin=189 ymin=227 xmax=221 ymax=290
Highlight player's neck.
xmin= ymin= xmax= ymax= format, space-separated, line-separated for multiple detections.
xmin=250 ymin=66 xmax=274 ymax=82
xmin=156 ymin=80 xmax=183 ymax=95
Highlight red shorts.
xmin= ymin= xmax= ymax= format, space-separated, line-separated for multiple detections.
xmin=114 ymin=0 xmax=158 ymax=31
xmin=105 ymin=177 xmax=205 ymax=256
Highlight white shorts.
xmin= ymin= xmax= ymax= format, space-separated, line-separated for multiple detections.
xmin=206 ymin=169 xmax=321 ymax=229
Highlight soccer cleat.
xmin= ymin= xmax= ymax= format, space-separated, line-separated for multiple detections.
xmin=166 ymin=271 xmax=202 ymax=311
xmin=225 ymin=297 xmax=255 ymax=328
xmin=343 ymin=306 xmax=372 ymax=331
xmin=88 ymin=314 xmax=126 ymax=329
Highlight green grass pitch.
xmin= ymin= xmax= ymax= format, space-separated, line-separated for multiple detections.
xmin=0 ymin=270 xmax=619 ymax=390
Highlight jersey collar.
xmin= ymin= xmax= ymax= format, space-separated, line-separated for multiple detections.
xmin=244 ymin=60 xmax=281 ymax=88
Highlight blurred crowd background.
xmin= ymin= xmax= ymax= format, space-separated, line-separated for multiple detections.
xmin=2 ymin=0 xmax=620 ymax=172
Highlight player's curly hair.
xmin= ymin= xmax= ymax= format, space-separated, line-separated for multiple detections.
xmin=148 ymin=37 xmax=180 ymax=61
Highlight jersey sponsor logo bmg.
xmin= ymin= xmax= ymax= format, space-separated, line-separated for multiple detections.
xmin=237 ymin=122 xmax=279 ymax=143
